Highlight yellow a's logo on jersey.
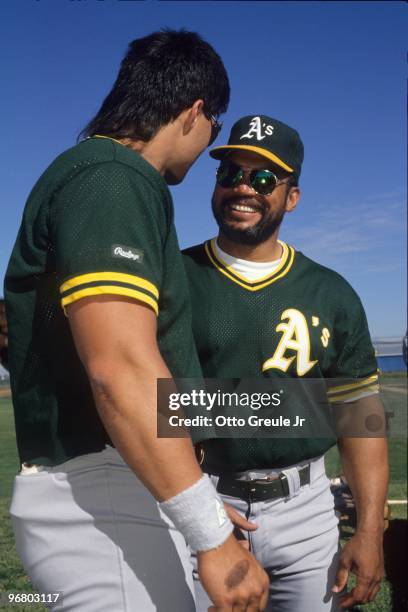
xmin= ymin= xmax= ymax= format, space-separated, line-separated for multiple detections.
xmin=262 ymin=309 xmax=317 ymax=376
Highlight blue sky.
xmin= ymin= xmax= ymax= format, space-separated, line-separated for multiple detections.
xmin=1 ymin=0 xmax=406 ymax=338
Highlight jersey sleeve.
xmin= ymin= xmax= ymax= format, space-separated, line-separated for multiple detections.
xmin=325 ymin=285 xmax=379 ymax=404
xmin=51 ymin=162 xmax=166 ymax=316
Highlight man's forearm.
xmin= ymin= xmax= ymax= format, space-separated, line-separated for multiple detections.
xmin=338 ymin=436 xmax=388 ymax=532
xmin=67 ymin=297 xmax=203 ymax=502
xmin=88 ymin=358 xmax=203 ymax=501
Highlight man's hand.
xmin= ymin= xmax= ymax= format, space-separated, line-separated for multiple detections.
xmin=333 ymin=530 xmax=384 ymax=609
xmin=337 ymin=410 xmax=388 ymax=609
xmin=224 ymin=502 xmax=258 ymax=550
xmin=198 ymin=534 xmax=269 ymax=611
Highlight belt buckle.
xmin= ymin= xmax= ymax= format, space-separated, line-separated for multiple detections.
xmin=247 ymin=473 xmax=280 ymax=502
xmin=252 ymin=473 xmax=279 ymax=483
xmin=245 ymin=473 xmax=289 ymax=502
xmin=255 ymin=473 xmax=289 ymax=499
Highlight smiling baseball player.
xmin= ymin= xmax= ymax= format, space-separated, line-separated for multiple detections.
xmin=183 ymin=115 xmax=388 ymax=611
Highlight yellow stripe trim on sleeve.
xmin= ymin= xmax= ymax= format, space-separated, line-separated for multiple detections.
xmin=327 ymin=374 xmax=379 ymax=396
xmin=61 ymin=286 xmax=159 ymax=315
xmin=328 ymin=383 xmax=380 ymax=403
xmin=60 ymin=272 xmax=159 ymax=300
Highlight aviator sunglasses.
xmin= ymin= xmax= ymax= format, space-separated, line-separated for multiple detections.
xmin=216 ymin=162 xmax=289 ymax=196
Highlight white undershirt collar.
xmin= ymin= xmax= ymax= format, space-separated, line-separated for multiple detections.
xmin=213 ymin=238 xmax=283 ymax=282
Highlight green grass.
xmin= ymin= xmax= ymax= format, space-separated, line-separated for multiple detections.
xmin=0 ymin=399 xmax=47 ymax=611
xmin=325 ymin=373 xmax=407 ymax=522
xmin=0 ymin=397 xmax=20 ymax=498
xmin=0 ymin=374 xmax=406 ymax=610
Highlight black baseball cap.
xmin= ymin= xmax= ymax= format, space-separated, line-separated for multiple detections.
xmin=210 ymin=115 xmax=304 ymax=177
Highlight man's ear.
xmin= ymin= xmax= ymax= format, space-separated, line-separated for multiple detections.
xmin=285 ymin=187 xmax=301 ymax=213
xmin=182 ymin=99 xmax=205 ymax=135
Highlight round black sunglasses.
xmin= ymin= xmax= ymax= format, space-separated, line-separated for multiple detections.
xmin=216 ymin=162 xmax=290 ymax=195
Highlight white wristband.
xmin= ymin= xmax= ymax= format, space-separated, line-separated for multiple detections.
xmin=159 ymin=474 xmax=233 ymax=552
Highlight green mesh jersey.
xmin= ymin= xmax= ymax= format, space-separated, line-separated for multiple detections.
xmin=182 ymin=239 xmax=378 ymax=471
xmin=5 ymin=136 xmax=201 ymax=466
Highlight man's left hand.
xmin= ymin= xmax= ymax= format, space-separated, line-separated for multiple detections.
xmin=333 ymin=530 xmax=384 ymax=608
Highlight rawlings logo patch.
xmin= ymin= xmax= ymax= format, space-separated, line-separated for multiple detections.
xmin=112 ymin=244 xmax=144 ymax=263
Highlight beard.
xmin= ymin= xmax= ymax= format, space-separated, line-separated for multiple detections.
xmin=211 ymin=194 xmax=285 ymax=245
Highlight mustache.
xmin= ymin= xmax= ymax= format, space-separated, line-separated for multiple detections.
xmin=221 ymin=195 xmax=265 ymax=213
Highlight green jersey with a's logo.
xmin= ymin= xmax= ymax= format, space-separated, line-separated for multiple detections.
xmin=182 ymin=239 xmax=378 ymax=471
xmin=5 ymin=136 xmax=201 ymax=466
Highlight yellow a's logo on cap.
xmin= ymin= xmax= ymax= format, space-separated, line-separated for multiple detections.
xmin=240 ymin=116 xmax=274 ymax=141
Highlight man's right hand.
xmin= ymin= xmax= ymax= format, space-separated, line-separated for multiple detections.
xmin=198 ymin=533 xmax=269 ymax=611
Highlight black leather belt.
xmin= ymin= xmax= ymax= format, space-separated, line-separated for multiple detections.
xmin=215 ymin=464 xmax=310 ymax=502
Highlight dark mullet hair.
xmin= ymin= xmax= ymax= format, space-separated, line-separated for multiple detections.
xmin=80 ymin=29 xmax=230 ymax=142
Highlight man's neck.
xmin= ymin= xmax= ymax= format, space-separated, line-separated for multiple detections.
xmin=217 ymin=232 xmax=283 ymax=262
xmin=118 ymin=121 xmax=179 ymax=177
xmin=118 ymin=137 xmax=167 ymax=176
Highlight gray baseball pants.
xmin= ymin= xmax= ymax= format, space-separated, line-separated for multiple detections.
xmin=192 ymin=456 xmax=341 ymax=612
xmin=9 ymin=445 xmax=196 ymax=611
xmin=10 ymin=447 xmax=340 ymax=611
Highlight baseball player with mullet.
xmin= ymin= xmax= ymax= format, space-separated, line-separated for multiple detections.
xmin=4 ymin=34 xmax=269 ymax=611
xmin=183 ymin=115 xmax=389 ymax=611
